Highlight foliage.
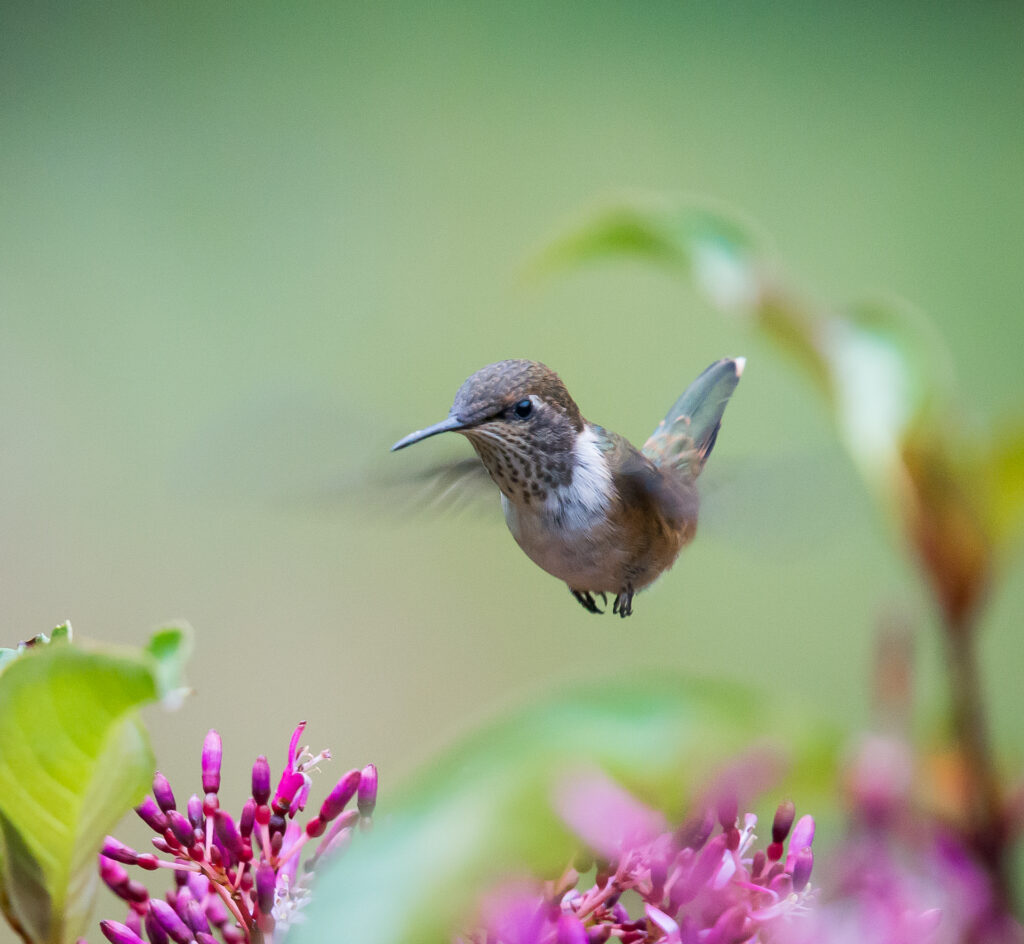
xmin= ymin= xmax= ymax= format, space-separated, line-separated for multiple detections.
xmin=0 ymin=624 xmax=191 ymax=944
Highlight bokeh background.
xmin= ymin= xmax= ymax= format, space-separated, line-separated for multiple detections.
xmin=2 ymin=3 xmax=1022 ymax=932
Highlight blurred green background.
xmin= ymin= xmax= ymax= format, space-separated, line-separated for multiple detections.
xmin=2 ymin=2 xmax=1022 ymax=929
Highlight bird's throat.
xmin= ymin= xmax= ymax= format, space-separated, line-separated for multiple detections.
xmin=495 ymin=424 xmax=613 ymax=535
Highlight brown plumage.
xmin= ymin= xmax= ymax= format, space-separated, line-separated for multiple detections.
xmin=392 ymin=357 xmax=744 ymax=616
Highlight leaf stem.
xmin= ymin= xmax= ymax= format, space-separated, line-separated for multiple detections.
xmin=943 ymin=612 xmax=1012 ymax=912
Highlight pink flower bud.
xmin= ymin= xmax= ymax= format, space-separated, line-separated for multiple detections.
xmin=144 ymin=910 xmax=169 ymax=944
xmin=772 ymin=800 xmax=796 ymax=844
xmin=320 ymin=769 xmax=361 ymax=823
xmin=785 ymin=814 xmax=815 ymax=871
xmin=101 ymin=836 xmax=138 ymax=865
xmin=252 ymin=755 xmax=271 ymax=805
xmin=149 ymin=899 xmax=194 ymax=944
xmin=98 ymin=856 xmax=130 ymax=898
xmin=717 ymin=793 xmax=738 ymax=831
xmin=675 ymin=806 xmax=714 ymax=851
xmin=99 ymin=920 xmax=147 ymax=944
xmin=649 ymin=856 xmax=667 ymax=898
xmin=214 ymin=811 xmax=245 ymax=860
xmin=185 ymin=899 xmax=211 ymax=935
xmin=255 ymin=861 xmax=276 ymax=915
xmin=172 ymin=888 xmax=193 ymax=924
xmin=135 ymin=796 xmax=168 ymax=833
xmin=358 ymin=764 xmax=378 ymax=816
xmin=239 ymin=798 xmax=256 ymax=837
xmin=126 ymin=880 xmax=149 ymax=904
xmin=201 ymin=729 xmax=222 ymax=795
xmin=671 ymin=834 xmax=728 ymax=908
xmin=187 ymin=794 xmax=204 ymax=830
xmin=152 ymin=772 xmax=176 ymax=812
xmin=205 ymin=893 xmax=229 ymax=927
xmin=166 ymin=810 xmax=195 ymax=848
xmin=791 ymin=847 xmax=814 ymax=893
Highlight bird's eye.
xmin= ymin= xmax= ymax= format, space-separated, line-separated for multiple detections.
xmin=513 ymin=399 xmax=533 ymax=419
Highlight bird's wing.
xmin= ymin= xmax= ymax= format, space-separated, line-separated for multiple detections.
xmin=394 ymin=456 xmax=500 ymax=516
xmin=642 ymin=357 xmax=744 ymax=478
xmin=601 ymin=429 xmax=698 ymax=529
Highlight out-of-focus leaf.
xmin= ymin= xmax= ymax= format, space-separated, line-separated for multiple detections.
xmin=0 ymin=622 xmax=73 ymax=674
xmin=899 ymin=431 xmax=992 ymax=629
xmin=289 ymin=675 xmax=836 ymax=944
xmin=533 ymin=200 xmax=761 ymax=311
xmin=988 ymin=422 xmax=1024 ymax=552
xmin=144 ymin=626 xmax=194 ymax=710
xmin=537 ymin=196 xmax=1005 ymax=627
xmin=0 ymin=625 xmax=191 ymax=944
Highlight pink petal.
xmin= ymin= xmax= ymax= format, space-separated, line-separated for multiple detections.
xmin=785 ymin=815 xmax=815 ymax=870
xmin=554 ymin=768 xmax=665 ymax=860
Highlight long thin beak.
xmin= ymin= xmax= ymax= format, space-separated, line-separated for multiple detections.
xmin=390 ymin=415 xmax=466 ymax=451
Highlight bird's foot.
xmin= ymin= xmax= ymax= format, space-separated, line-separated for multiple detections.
xmin=571 ymin=589 xmax=607 ymax=614
xmin=612 ymin=585 xmax=634 ymax=618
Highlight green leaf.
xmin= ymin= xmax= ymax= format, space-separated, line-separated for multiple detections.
xmin=533 ymin=200 xmax=761 ymax=312
xmin=289 ymin=675 xmax=835 ymax=944
xmin=0 ymin=623 xmax=74 ymax=675
xmin=144 ymin=625 xmax=194 ymax=710
xmin=988 ymin=421 xmax=1024 ymax=552
xmin=0 ymin=626 xmax=191 ymax=944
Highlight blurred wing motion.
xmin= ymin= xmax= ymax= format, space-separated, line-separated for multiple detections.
xmin=167 ymin=383 xmax=500 ymax=518
xmin=390 ymin=455 xmax=498 ymax=516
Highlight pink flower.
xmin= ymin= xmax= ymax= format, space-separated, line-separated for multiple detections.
xmin=464 ymin=769 xmax=816 ymax=944
xmin=98 ymin=722 xmax=376 ymax=944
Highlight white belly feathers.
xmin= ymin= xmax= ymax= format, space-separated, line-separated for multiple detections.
xmin=501 ymin=427 xmax=623 ymax=589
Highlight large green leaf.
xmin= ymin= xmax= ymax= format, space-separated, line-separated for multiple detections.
xmin=289 ymin=675 xmax=835 ymax=944
xmin=0 ymin=625 xmax=191 ymax=944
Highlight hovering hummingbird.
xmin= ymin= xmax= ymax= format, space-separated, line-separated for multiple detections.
xmin=391 ymin=357 xmax=744 ymax=617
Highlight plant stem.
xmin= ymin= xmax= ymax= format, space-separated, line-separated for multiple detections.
xmin=943 ymin=613 xmax=1011 ymax=908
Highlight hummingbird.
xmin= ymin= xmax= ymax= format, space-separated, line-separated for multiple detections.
xmin=391 ymin=357 xmax=744 ymax=617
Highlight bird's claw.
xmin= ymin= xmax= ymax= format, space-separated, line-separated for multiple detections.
xmin=572 ymin=588 xmax=633 ymax=617
xmin=571 ymin=590 xmax=605 ymax=614
xmin=612 ymin=585 xmax=634 ymax=618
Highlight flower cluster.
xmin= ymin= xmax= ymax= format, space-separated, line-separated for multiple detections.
xmin=96 ymin=722 xmax=376 ymax=944
xmin=463 ymin=772 xmax=815 ymax=944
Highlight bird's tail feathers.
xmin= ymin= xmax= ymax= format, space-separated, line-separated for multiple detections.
xmin=641 ymin=357 xmax=744 ymax=477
